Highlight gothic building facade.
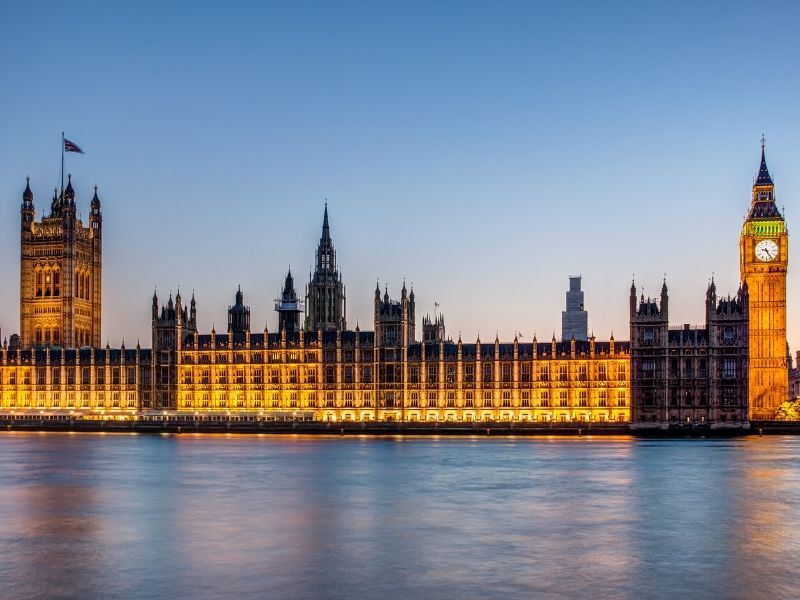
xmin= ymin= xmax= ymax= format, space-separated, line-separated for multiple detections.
xmin=19 ymin=175 xmax=102 ymax=349
xmin=1 ymin=145 xmax=791 ymax=423
xmin=0 ymin=202 xmax=628 ymax=423
xmin=629 ymin=280 xmax=749 ymax=428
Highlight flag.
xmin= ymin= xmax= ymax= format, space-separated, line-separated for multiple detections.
xmin=64 ymin=138 xmax=85 ymax=154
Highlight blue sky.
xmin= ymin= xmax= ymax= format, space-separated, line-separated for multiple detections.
xmin=1 ymin=1 xmax=799 ymax=350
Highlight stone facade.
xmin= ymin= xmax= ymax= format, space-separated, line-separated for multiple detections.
xmin=19 ymin=176 xmax=102 ymax=349
xmin=740 ymin=144 xmax=789 ymax=419
xmin=629 ymin=280 xmax=749 ymax=428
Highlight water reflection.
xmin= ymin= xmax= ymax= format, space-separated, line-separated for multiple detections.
xmin=0 ymin=433 xmax=798 ymax=599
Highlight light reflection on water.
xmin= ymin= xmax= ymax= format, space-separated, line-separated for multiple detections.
xmin=0 ymin=433 xmax=799 ymax=599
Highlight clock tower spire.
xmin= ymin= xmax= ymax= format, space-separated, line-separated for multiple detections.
xmin=740 ymin=138 xmax=788 ymax=419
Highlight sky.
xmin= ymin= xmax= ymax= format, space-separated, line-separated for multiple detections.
xmin=1 ymin=1 xmax=799 ymax=350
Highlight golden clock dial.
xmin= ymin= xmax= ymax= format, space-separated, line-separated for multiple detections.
xmin=755 ymin=239 xmax=778 ymax=262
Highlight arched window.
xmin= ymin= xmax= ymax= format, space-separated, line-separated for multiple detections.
xmin=76 ymin=273 xmax=80 ymax=298
xmin=53 ymin=328 xmax=60 ymax=344
xmin=35 ymin=326 xmax=42 ymax=343
xmin=44 ymin=328 xmax=51 ymax=343
xmin=44 ymin=269 xmax=52 ymax=296
xmin=85 ymin=274 xmax=90 ymax=299
xmin=36 ymin=270 xmax=43 ymax=297
xmin=53 ymin=269 xmax=60 ymax=296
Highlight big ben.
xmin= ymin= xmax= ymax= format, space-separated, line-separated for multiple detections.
xmin=740 ymin=140 xmax=788 ymax=420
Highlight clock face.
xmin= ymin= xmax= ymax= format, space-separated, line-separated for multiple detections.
xmin=755 ymin=239 xmax=779 ymax=262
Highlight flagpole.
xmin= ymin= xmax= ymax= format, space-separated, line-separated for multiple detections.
xmin=61 ymin=131 xmax=65 ymax=193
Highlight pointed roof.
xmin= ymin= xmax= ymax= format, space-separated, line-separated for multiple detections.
xmin=322 ymin=202 xmax=330 ymax=240
xmin=23 ymin=177 xmax=33 ymax=202
xmin=91 ymin=185 xmax=100 ymax=208
xmin=64 ymin=173 xmax=75 ymax=200
xmin=756 ymin=141 xmax=773 ymax=186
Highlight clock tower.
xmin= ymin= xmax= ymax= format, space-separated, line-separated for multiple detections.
xmin=740 ymin=140 xmax=788 ymax=419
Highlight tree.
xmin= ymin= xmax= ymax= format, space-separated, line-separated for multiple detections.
xmin=775 ymin=399 xmax=800 ymax=421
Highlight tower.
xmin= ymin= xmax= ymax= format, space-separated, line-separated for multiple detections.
xmin=373 ymin=282 xmax=415 ymax=347
xmin=562 ymin=275 xmax=588 ymax=341
xmin=275 ymin=269 xmax=304 ymax=334
xmin=306 ymin=204 xmax=346 ymax=331
xmin=228 ymin=286 xmax=250 ymax=335
xmin=740 ymin=141 xmax=788 ymax=419
xmin=19 ymin=175 xmax=102 ymax=348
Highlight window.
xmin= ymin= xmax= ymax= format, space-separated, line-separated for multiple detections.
xmin=559 ymin=364 xmax=567 ymax=382
xmin=410 ymin=365 xmax=419 ymax=384
xmin=598 ymin=364 xmax=607 ymax=381
xmin=427 ymin=364 xmax=438 ymax=384
xmin=643 ymin=328 xmax=655 ymax=344
xmin=539 ymin=365 xmax=549 ymax=381
xmin=642 ymin=359 xmax=655 ymax=378
xmin=464 ymin=363 xmax=474 ymax=383
xmin=36 ymin=368 xmax=46 ymax=386
xmin=722 ymin=358 xmax=736 ymax=379
xmin=112 ymin=367 xmax=121 ymax=385
xmin=501 ymin=391 xmax=511 ymax=407
xmin=52 ymin=368 xmax=61 ymax=385
xmin=501 ymin=363 xmax=511 ymax=383
xmin=82 ymin=367 xmax=90 ymax=386
xmin=723 ymin=327 xmax=735 ymax=344
xmin=127 ymin=367 xmax=136 ymax=385
xmin=521 ymin=364 xmax=531 ymax=383
xmin=482 ymin=362 xmax=492 ymax=383
xmin=427 ymin=391 xmax=437 ymax=408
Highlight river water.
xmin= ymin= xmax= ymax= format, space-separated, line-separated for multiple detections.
xmin=0 ymin=433 xmax=798 ymax=599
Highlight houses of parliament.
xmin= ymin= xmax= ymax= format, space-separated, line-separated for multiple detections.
xmin=0 ymin=146 xmax=790 ymax=426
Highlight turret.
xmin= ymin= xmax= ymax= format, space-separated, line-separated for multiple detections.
xmin=189 ymin=292 xmax=197 ymax=331
xmin=228 ymin=285 xmax=250 ymax=334
xmin=21 ymin=177 xmax=34 ymax=233
xmin=629 ymin=280 xmax=636 ymax=319
xmin=90 ymin=185 xmax=102 ymax=238
xmin=275 ymin=269 xmax=304 ymax=334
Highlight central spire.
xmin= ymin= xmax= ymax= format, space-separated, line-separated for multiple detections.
xmin=322 ymin=201 xmax=330 ymax=241
xmin=756 ymin=135 xmax=773 ymax=186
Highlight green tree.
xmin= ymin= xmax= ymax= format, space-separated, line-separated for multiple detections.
xmin=775 ymin=399 xmax=800 ymax=421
